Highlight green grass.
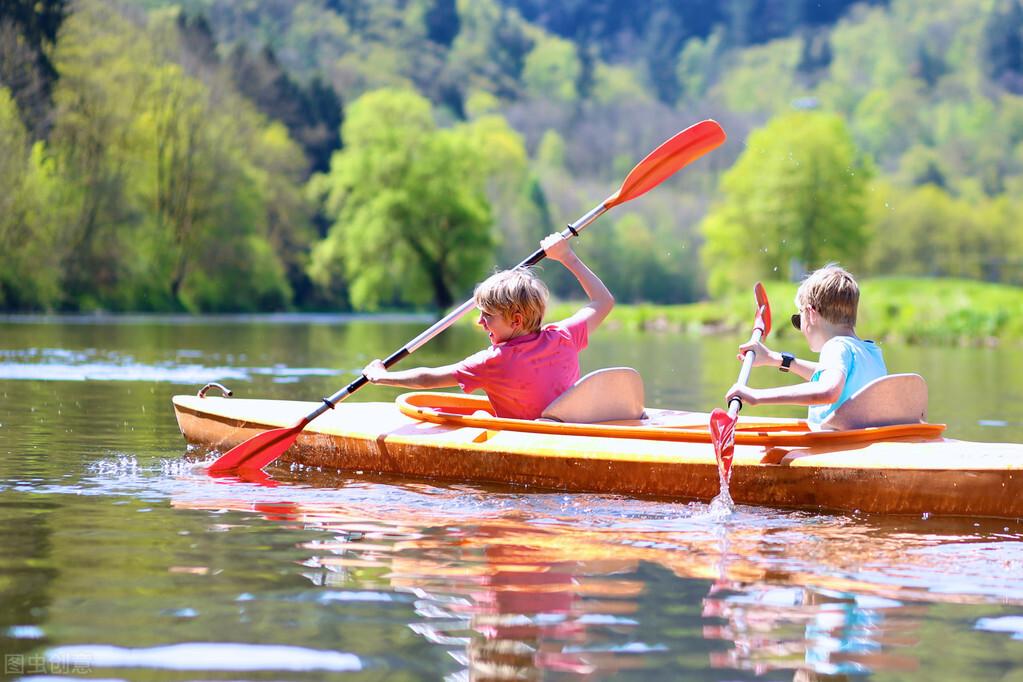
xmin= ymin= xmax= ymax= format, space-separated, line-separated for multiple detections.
xmin=544 ymin=278 xmax=1023 ymax=345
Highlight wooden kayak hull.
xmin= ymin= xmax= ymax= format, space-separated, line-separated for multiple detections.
xmin=172 ymin=394 xmax=1023 ymax=519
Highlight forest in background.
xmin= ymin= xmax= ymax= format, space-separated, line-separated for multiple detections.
xmin=1 ymin=0 xmax=1022 ymax=314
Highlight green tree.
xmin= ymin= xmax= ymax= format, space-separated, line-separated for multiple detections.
xmin=0 ymin=0 xmax=69 ymax=138
xmin=0 ymin=87 xmax=66 ymax=309
xmin=48 ymin=1 xmax=149 ymax=309
xmin=816 ymin=5 xmax=902 ymax=118
xmin=310 ymin=88 xmax=495 ymax=311
xmin=582 ymin=213 xmax=687 ymax=303
xmin=462 ymin=113 xmax=545 ymax=267
xmin=536 ymin=128 xmax=565 ymax=169
xmin=447 ymin=0 xmax=533 ymax=99
xmin=522 ymin=35 xmax=580 ymax=102
xmin=226 ymin=44 xmax=343 ymax=174
xmin=44 ymin=0 xmax=305 ymax=312
xmin=589 ymin=62 xmax=650 ymax=105
xmin=851 ymin=81 xmax=926 ymax=163
xmin=864 ymin=183 xmax=1018 ymax=282
xmin=716 ymin=38 xmax=803 ymax=114
xmin=700 ymin=111 xmax=872 ymax=296
xmin=676 ymin=30 xmax=724 ymax=104
xmin=976 ymin=194 xmax=1023 ymax=285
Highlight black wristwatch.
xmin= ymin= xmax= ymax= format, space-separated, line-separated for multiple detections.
xmin=779 ymin=352 xmax=795 ymax=372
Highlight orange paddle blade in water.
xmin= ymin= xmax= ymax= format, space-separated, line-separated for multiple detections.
xmin=709 ymin=407 xmax=736 ymax=484
xmin=206 ymin=424 xmax=303 ymax=474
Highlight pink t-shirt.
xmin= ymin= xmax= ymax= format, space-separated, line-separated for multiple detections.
xmin=454 ymin=318 xmax=589 ymax=420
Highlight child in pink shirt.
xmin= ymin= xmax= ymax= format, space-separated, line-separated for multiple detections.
xmin=362 ymin=232 xmax=614 ymax=420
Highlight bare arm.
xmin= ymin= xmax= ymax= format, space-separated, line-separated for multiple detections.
xmin=725 ymin=368 xmax=845 ymax=407
xmin=737 ymin=340 xmax=818 ymax=380
xmin=362 ymin=359 xmax=460 ymax=389
xmin=541 ymin=233 xmax=614 ymax=333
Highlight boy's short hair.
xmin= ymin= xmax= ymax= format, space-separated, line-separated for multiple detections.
xmin=474 ymin=267 xmax=549 ymax=333
xmin=795 ymin=263 xmax=859 ymax=326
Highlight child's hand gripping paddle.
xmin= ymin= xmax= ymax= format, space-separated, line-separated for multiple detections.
xmin=208 ymin=120 xmax=727 ymax=475
xmin=710 ymin=282 xmax=772 ymax=485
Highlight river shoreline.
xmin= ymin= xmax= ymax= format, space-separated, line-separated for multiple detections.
xmin=552 ymin=277 xmax=1023 ymax=346
xmin=3 ymin=278 xmax=1020 ymax=346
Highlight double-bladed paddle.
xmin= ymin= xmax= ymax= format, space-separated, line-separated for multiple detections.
xmin=208 ymin=119 xmax=727 ymax=475
xmin=710 ymin=282 xmax=772 ymax=486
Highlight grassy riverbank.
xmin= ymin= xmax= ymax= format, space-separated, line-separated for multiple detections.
xmin=548 ymin=278 xmax=1023 ymax=345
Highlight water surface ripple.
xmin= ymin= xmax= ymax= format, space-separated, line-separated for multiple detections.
xmin=1 ymin=316 xmax=1022 ymax=681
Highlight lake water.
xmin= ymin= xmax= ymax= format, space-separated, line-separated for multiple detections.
xmin=1 ymin=315 xmax=1022 ymax=681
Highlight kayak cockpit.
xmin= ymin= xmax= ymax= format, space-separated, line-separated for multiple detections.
xmin=394 ymin=391 xmax=946 ymax=446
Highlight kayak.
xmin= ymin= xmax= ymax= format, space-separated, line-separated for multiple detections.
xmin=172 ymin=391 xmax=1023 ymax=519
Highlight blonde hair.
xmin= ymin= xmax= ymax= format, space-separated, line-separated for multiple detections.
xmin=473 ymin=267 xmax=549 ymax=333
xmin=795 ymin=263 xmax=860 ymax=326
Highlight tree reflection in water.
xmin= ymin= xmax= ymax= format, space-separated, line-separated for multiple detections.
xmin=173 ymin=489 xmax=1022 ymax=680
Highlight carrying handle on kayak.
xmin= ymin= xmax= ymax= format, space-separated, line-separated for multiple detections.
xmin=197 ymin=382 xmax=233 ymax=398
xmin=206 ymin=121 xmax=727 ymax=475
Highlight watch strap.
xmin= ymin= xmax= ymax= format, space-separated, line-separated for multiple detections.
xmin=779 ymin=352 xmax=795 ymax=372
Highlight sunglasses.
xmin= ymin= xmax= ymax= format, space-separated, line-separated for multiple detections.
xmin=791 ymin=313 xmax=801 ymax=331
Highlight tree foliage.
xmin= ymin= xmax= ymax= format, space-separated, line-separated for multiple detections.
xmin=521 ymin=36 xmax=580 ymax=103
xmin=4 ymin=0 xmax=1023 ymax=314
xmin=0 ymin=87 xmax=66 ymax=309
xmin=864 ymin=182 xmax=1023 ymax=285
xmin=310 ymin=88 xmax=499 ymax=311
xmin=0 ymin=0 xmax=69 ymax=138
xmin=701 ymin=112 xmax=871 ymax=296
xmin=225 ymin=45 xmax=343 ymax=174
xmin=21 ymin=0 xmax=312 ymax=312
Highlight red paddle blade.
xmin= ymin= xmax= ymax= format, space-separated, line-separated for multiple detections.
xmin=753 ymin=281 xmax=772 ymax=339
xmin=206 ymin=424 xmax=302 ymax=474
xmin=709 ymin=408 xmax=736 ymax=484
xmin=605 ymin=120 xmax=726 ymax=208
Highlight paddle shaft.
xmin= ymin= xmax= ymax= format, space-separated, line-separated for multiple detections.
xmin=709 ymin=282 xmax=770 ymax=492
xmin=302 ymin=203 xmax=611 ymax=424
xmin=726 ymin=326 xmax=763 ymax=420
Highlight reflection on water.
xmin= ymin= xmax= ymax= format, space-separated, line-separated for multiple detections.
xmin=169 ymin=467 xmax=1023 ymax=680
xmin=703 ymin=584 xmax=920 ymax=678
xmin=1 ymin=316 xmax=1023 ymax=680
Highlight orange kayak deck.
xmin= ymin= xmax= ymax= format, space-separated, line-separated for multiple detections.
xmin=172 ymin=393 xmax=1023 ymax=519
